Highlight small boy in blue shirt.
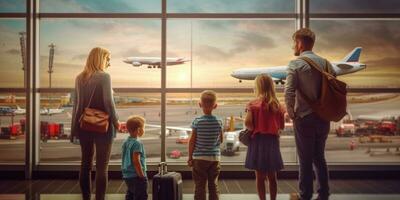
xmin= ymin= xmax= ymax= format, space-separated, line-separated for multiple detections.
xmin=188 ymin=90 xmax=224 ymax=200
xmin=122 ymin=115 xmax=147 ymax=200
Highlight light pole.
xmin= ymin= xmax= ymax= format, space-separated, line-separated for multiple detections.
xmin=48 ymin=43 xmax=55 ymax=88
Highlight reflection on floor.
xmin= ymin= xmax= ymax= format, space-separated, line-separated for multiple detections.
xmin=1 ymin=179 xmax=400 ymax=199
xmin=0 ymin=194 xmax=396 ymax=200
xmin=37 ymin=194 xmax=400 ymax=200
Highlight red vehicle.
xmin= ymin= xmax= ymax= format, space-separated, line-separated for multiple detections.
xmin=355 ymin=120 xmax=379 ymax=136
xmin=336 ymin=123 xmax=355 ymax=137
xmin=40 ymin=121 xmax=66 ymax=141
xmin=169 ymin=150 xmax=182 ymax=159
xmin=9 ymin=123 xmax=22 ymax=136
xmin=119 ymin=122 xmax=128 ymax=133
xmin=48 ymin=123 xmax=60 ymax=137
xmin=378 ymin=121 xmax=396 ymax=135
xmin=0 ymin=123 xmax=22 ymax=139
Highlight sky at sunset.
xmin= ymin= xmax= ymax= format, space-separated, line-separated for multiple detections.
xmin=0 ymin=0 xmax=399 ymax=88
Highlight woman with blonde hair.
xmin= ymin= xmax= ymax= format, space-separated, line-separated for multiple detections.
xmin=71 ymin=47 xmax=120 ymax=200
xmin=244 ymin=74 xmax=285 ymax=200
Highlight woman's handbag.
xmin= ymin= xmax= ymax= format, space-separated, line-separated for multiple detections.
xmin=79 ymin=85 xmax=109 ymax=133
xmin=239 ymin=129 xmax=252 ymax=146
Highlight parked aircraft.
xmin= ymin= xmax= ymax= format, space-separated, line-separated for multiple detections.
xmin=0 ymin=106 xmax=13 ymax=115
xmin=123 ymin=57 xmax=190 ymax=68
xmin=146 ymin=116 xmax=243 ymax=155
xmin=13 ymin=106 xmax=26 ymax=115
xmin=40 ymin=108 xmax=64 ymax=115
xmin=231 ymin=47 xmax=366 ymax=85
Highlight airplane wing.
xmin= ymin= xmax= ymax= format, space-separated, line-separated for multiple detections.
xmin=145 ymin=124 xmax=192 ymax=132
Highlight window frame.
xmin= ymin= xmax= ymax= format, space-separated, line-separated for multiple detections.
xmin=0 ymin=0 xmax=399 ymax=178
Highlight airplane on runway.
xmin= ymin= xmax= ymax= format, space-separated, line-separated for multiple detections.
xmin=13 ymin=106 xmax=26 ymax=115
xmin=123 ymin=57 xmax=190 ymax=68
xmin=0 ymin=106 xmax=14 ymax=115
xmin=231 ymin=47 xmax=366 ymax=85
xmin=146 ymin=116 xmax=243 ymax=155
xmin=40 ymin=108 xmax=65 ymax=115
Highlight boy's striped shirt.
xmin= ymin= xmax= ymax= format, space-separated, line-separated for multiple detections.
xmin=191 ymin=115 xmax=223 ymax=161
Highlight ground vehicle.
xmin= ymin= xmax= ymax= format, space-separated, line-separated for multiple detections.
xmin=336 ymin=123 xmax=355 ymax=137
xmin=169 ymin=150 xmax=182 ymax=159
xmin=377 ymin=121 xmax=396 ymax=135
xmin=221 ymin=131 xmax=240 ymax=155
xmin=355 ymin=120 xmax=379 ymax=136
xmin=0 ymin=123 xmax=23 ymax=139
xmin=119 ymin=122 xmax=128 ymax=133
xmin=40 ymin=121 xmax=67 ymax=141
xmin=176 ymin=130 xmax=189 ymax=144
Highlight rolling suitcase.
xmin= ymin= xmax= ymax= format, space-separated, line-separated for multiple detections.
xmin=152 ymin=162 xmax=183 ymax=200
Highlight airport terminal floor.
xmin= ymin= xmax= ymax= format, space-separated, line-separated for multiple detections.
xmin=1 ymin=178 xmax=400 ymax=200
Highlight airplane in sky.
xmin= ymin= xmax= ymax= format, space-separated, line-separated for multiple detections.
xmin=231 ymin=47 xmax=366 ymax=85
xmin=123 ymin=57 xmax=190 ymax=68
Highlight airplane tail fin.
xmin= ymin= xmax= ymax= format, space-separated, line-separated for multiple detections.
xmin=342 ymin=47 xmax=362 ymax=62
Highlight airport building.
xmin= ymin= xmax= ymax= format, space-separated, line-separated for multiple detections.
xmin=0 ymin=0 xmax=399 ymax=199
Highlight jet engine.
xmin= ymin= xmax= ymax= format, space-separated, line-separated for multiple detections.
xmin=132 ymin=62 xmax=141 ymax=67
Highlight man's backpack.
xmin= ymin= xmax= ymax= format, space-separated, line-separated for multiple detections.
xmin=298 ymin=57 xmax=347 ymax=122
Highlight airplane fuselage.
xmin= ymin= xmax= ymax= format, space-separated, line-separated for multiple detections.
xmin=231 ymin=62 xmax=366 ymax=84
xmin=123 ymin=57 xmax=189 ymax=67
xmin=231 ymin=47 xmax=366 ymax=84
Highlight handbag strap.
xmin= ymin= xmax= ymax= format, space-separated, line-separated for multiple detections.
xmin=85 ymin=84 xmax=97 ymax=109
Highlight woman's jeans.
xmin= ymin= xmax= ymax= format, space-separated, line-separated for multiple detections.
xmin=79 ymin=133 xmax=113 ymax=200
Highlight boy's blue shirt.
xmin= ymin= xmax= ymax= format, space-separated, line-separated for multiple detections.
xmin=121 ymin=136 xmax=147 ymax=178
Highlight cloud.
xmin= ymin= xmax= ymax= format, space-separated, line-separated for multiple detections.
xmin=195 ymin=45 xmax=230 ymax=61
xmin=312 ymin=20 xmax=400 ymax=61
xmin=119 ymin=47 xmax=160 ymax=57
xmin=311 ymin=0 xmax=400 ymax=13
xmin=365 ymin=57 xmax=400 ymax=67
xmin=230 ymin=32 xmax=276 ymax=54
xmin=72 ymin=54 xmax=87 ymax=61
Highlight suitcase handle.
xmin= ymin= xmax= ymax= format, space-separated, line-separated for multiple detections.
xmin=158 ymin=162 xmax=168 ymax=175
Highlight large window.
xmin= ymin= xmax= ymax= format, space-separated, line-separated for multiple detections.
xmin=0 ymin=0 xmax=399 ymax=172
xmin=0 ymin=92 xmax=25 ymax=163
xmin=310 ymin=0 xmax=400 ymax=13
xmin=167 ymin=0 xmax=295 ymax=13
xmin=311 ymin=20 xmax=400 ymax=88
xmin=0 ymin=0 xmax=25 ymax=13
xmin=0 ymin=19 xmax=26 ymax=88
xmin=167 ymin=20 xmax=295 ymax=88
xmin=39 ymin=0 xmax=160 ymax=13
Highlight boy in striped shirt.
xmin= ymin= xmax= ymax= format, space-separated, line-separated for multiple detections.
xmin=188 ymin=90 xmax=224 ymax=200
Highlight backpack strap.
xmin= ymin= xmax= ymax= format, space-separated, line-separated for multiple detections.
xmin=296 ymin=57 xmax=328 ymax=105
xmin=300 ymin=57 xmax=335 ymax=78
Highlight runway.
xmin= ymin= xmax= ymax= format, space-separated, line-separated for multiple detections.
xmin=0 ymin=95 xmax=399 ymax=163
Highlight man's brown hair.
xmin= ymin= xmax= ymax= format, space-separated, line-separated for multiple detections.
xmin=126 ymin=115 xmax=145 ymax=133
xmin=292 ymin=28 xmax=315 ymax=49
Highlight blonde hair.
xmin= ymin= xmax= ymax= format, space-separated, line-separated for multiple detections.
xmin=79 ymin=47 xmax=110 ymax=83
xmin=126 ymin=115 xmax=145 ymax=133
xmin=200 ymin=90 xmax=217 ymax=107
xmin=254 ymin=74 xmax=280 ymax=113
